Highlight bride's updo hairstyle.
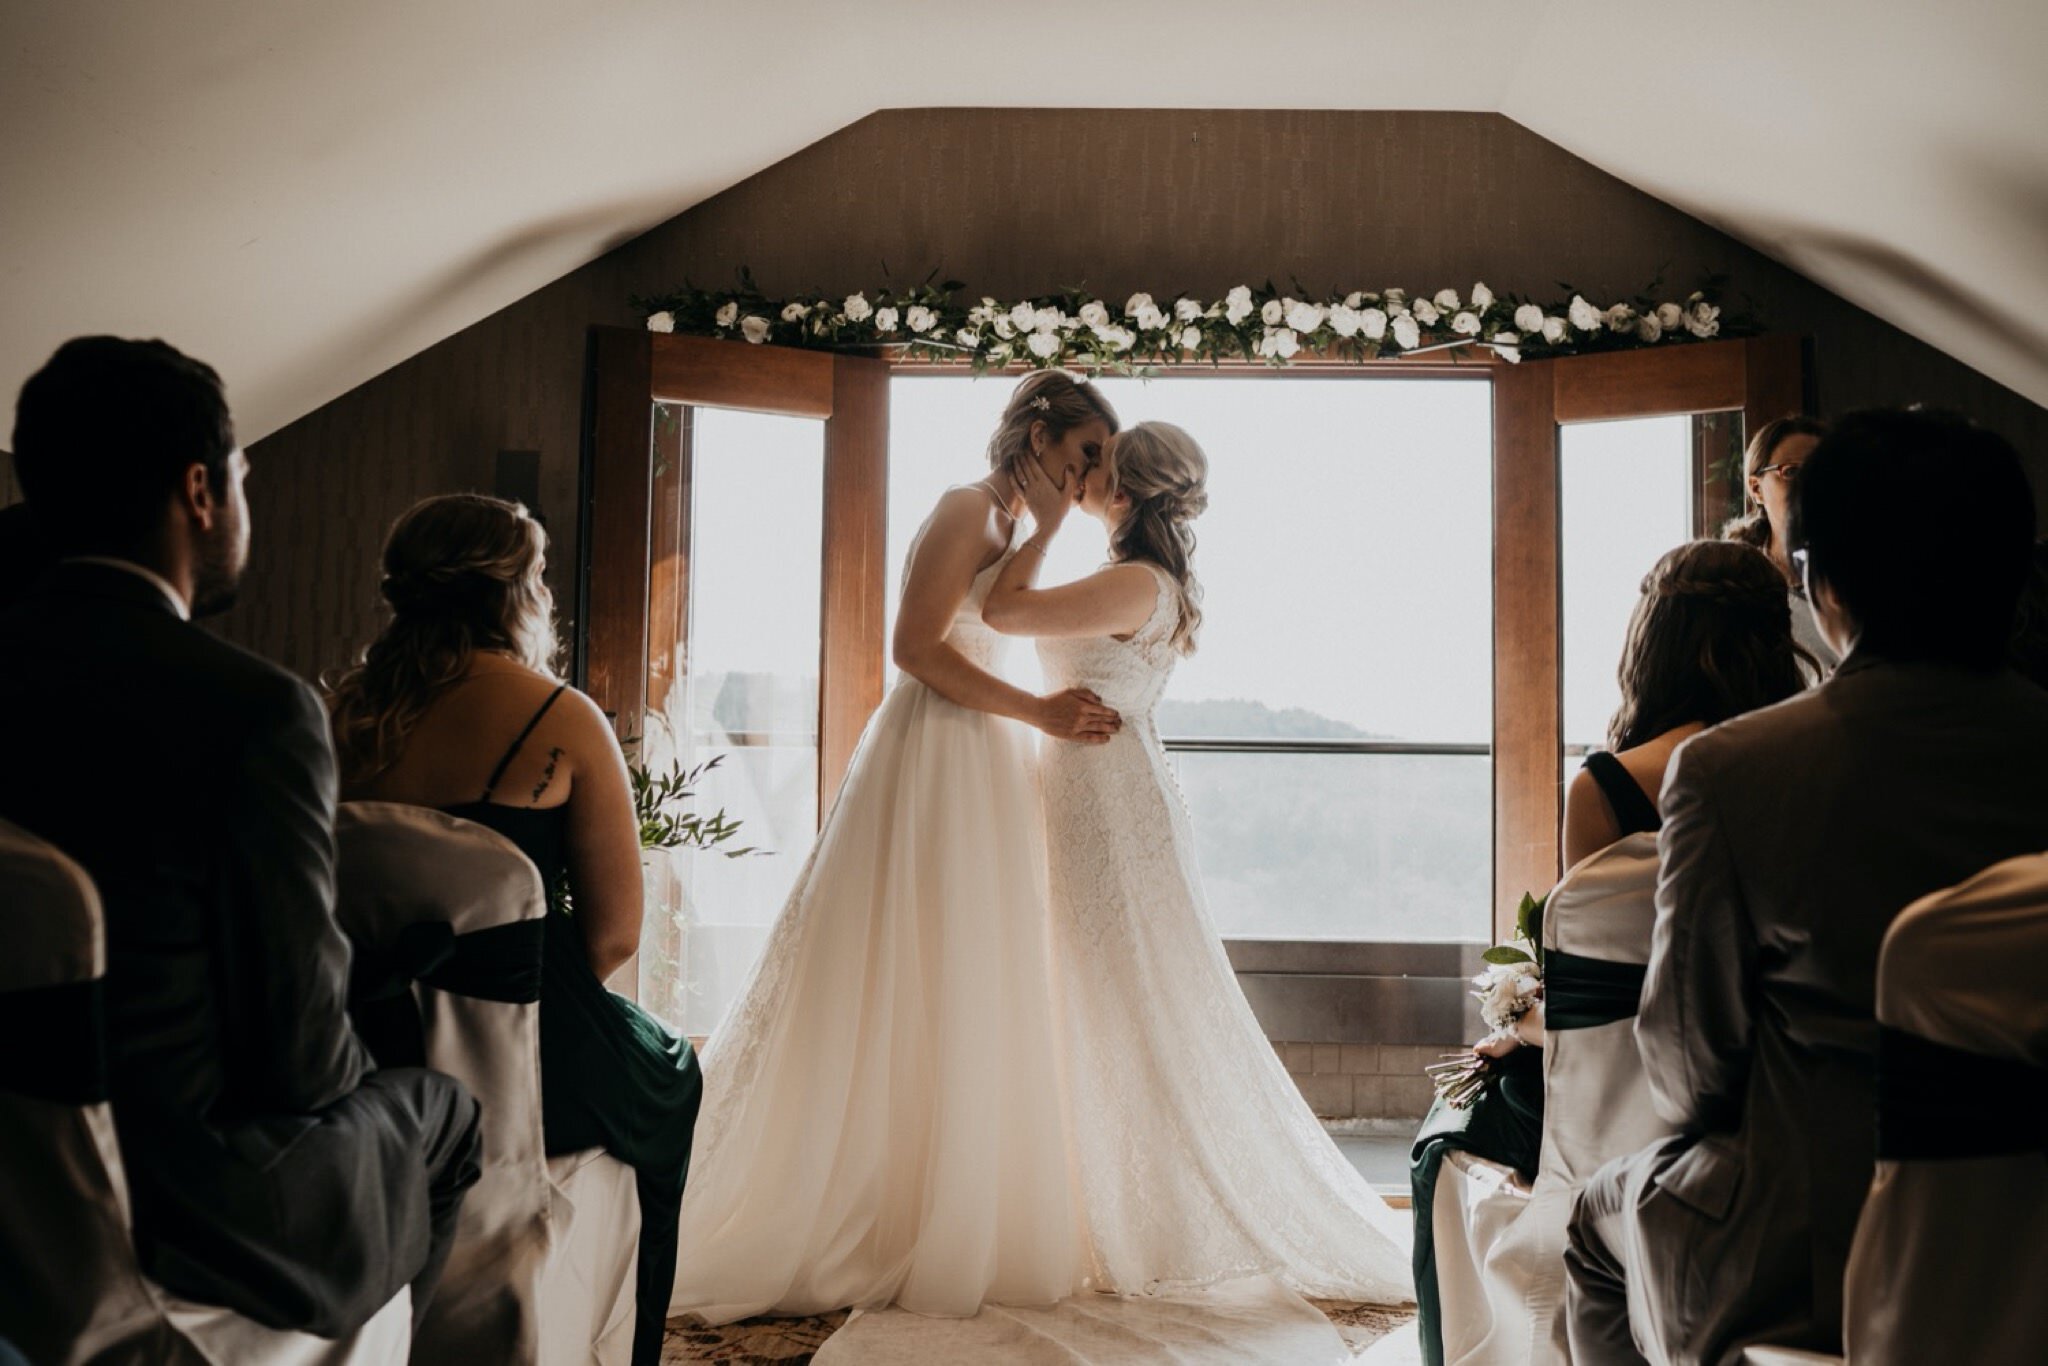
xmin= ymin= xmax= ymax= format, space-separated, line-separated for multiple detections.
xmin=1107 ymin=420 xmax=1208 ymax=655
xmin=984 ymin=369 xmax=1120 ymax=483
xmin=1606 ymin=539 xmax=1809 ymax=751
xmin=327 ymin=493 xmax=559 ymax=782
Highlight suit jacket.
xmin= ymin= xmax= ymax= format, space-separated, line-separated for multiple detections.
xmin=0 ymin=562 xmax=392 ymax=1327
xmin=1631 ymin=649 xmax=2048 ymax=1360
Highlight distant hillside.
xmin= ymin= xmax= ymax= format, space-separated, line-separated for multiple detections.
xmin=1156 ymin=697 xmax=1392 ymax=740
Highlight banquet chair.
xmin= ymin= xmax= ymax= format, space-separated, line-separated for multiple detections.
xmin=1434 ymin=831 xmax=1670 ymax=1365
xmin=334 ymin=802 xmax=638 ymax=1366
xmin=1839 ymin=851 xmax=2048 ymax=1366
xmin=0 ymin=817 xmax=410 ymax=1366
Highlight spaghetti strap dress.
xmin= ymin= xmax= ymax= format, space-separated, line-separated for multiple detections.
xmin=443 ymin=683 xmax=702 ymax=1366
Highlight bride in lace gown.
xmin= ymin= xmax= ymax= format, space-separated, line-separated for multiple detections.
xmin=982 ymin=420 xmax=1414 ymax=1305
xmin=666 ymin=373 xmax=1123 ymax=1324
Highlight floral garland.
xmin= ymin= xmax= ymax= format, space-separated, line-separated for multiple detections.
xmin=634 ymin=270 xmax=1746 ymax=371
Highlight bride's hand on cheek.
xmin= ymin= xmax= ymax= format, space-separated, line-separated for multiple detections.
xmin=1021 ymin=453 xmax=1074 ymax=536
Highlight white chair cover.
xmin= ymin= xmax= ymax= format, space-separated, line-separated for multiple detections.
xmin=1842 ymin=851 xmax=2048 ymax=1366
xmin=540 ymin=1149 xmax=641 ymax=1366
xmin=335 ymin=802 xmax=639 ymax=1366
xmin=1439 ymin=832 xmax=1667 ymax=1365
xmin=0 ymin=817 xmax=409 ymax=1366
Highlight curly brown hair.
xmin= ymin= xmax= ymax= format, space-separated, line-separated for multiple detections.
xmin=1608 ymin=540 xmax=1811 ymax=750
xmin=325 ymin=494 xmax=558 ymax=782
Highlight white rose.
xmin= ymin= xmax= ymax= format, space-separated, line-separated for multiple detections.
xmin=1273 ymin=327 xmax=1301 ymax=359
xmin=1496 ymin=344 xmax=1523 ymax=364
xmin=1392 ymin=314 xmax=1421 ymax=349
xmin=1260 ymin=298 xmax=1285 ymax=326
xmin=1452 ymin=310 xmax=1482 ymax=336
xmin=843 ymin=293 xmax=872 ymax=323
xmin=1178 ymin=325 xmax=1203 ymax=351
xmin=1344 ymin=291 xmax=1367 ymax=308
xmin=740 ymin=315 xmax=771 ymax=344
xmin=1635 ymin=315 xmax=1663 ymax=343
xmin=1105 ymin=325 xmax=1136 ymax=353
xmin=1124 ymin=292 xmax=1156 ymax=320
xmin=1685 ymin=301 xmax=1722 ymax=338
xmin=1079 ymin=301 xmax=1111 ymax=329
xmin=1655 ymin=302 xmax=1684 ymax=331
xmin=1604 ymin=303 xmax=1635 ymax=332
xmin=1026 ymin=331 xmax=1062 ymax=360
xmin=715 ymin=301 xmax=739 ymax=328
xmin=1567 ymin=295 xmax=1602 ymax=332
xmin=1383 ymin=287 xmax=1407 ymax=306
xmin=1174 ymin=296 xmax=1204 ymax=322
xmin=1361 ymin=307 xmax=1389 ymax=341
xmin=1470 ymin=282 xmax=1494 ymax=311
xmin=1434 ymin=288 xmax=1461 ymax=311
xmin=1224 ymin=285 xmax=1255 ymax=325
xmin=993 ymin=316 xmax=1015 ymax=339
xmin=1413 ymin=299 xmax=1441 ymax=326
xmin=874 ymin=307 xmax=899 ymax=334
xmin=645 ymin=310 xmax=675 ymax=333
xmin=1009 ymin=302 xmax=1036 ymax=331
xmin=1285 ymin=300 xmax=1325 ymax=333
xmin=1542 ymin=315 xmax=1569 ymax=345
xmin=1328 ymin=305 xmax=1362 ymax=339
xmin=956 ymin=327 xmax=981 ymax=347
xmin=1514 ymin=303 xmax=1545 ymax=333
xmin=780 ymin=302 xmax=809 ymax=323
xmin=906 ymin=305 xmax=936 ymax=334
xmin=1493 ymin=330 xmax=1520 ymax=345
xmin=967 ymin=302 xmax=994 ymax=325
xmin=1033 ymin=306 xmax=1063 ymax=335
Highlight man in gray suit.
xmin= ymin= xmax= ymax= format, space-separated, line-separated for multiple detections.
xmin=1564 ymin=408 xmax=2048 ymax=1365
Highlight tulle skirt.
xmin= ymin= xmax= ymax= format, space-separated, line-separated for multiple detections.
xmin=667 ymin=678 xmax=1079 ymax=1324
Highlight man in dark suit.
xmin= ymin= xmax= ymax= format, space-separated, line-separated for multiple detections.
xmin=0 ymin=498 xmax=55 ymax=609
xmin=1564 ymin=408 xmax=2048 ymax=1364
xmin=0 ymin=338 xmax=481 ymax=1336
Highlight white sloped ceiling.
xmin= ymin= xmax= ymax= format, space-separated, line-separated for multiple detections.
xmin=2 ymin=0 xmax=2041 ymax=444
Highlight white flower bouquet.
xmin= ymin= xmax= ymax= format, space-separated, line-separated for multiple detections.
xmin=1427 ymin=891 xmax=1546 ymax=1110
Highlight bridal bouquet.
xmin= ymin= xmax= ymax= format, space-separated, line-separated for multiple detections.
xmin=1427 ymin=891 xmax=1546 ymax=1109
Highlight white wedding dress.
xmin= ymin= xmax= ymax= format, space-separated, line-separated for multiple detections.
xmin=667 ymin=514 xmax=1080 ymax=1324
xmin=1037 ymin=563 xmax=1413 ymax=1303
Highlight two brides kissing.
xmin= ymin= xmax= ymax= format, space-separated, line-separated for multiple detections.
xmin=667 ymin=370 xmax=1412 ymax=1323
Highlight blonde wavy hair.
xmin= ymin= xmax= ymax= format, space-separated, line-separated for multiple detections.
xmin=1106 ymin=420 xmax=1208 ymax=654
xmin=984 ymin=370 xmax=1120 ymax=483
xmin=326 ymin=493 xmax=559 ymax=782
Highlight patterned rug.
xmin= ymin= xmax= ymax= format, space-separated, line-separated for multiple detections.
xmin=661 ymin=1301 xmax=1416 ymax=1363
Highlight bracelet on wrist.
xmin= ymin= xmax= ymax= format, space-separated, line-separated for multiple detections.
xmin=1018 ymin=538 xmax=1051 ymax=557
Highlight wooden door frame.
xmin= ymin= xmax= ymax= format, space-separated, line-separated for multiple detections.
xmin=579 ymin=328 xmax=888 ymax=809
xmin=580 ymin=328 xmax=1807 ymax=944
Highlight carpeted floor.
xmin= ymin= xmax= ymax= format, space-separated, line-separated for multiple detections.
xmin=661 ymin=1300 xmax=1417 ymax=1363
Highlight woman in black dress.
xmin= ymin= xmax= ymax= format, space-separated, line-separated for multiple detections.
xmin=328 ymin=494 xmax=698 ymax=1366
xmin=1410 ymin=538 xmax=1811 ymax=1366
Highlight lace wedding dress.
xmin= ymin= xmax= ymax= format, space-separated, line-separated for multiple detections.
xmin=666 ymin=514 xmax=1079 ymax=1324
xmin=1037 ymin=563 xmax=1413 ymax=1303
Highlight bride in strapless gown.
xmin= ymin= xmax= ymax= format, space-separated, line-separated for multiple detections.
xmin=984 ymin=420 xmax=1413 ymax=1305
xmin=667 ymin=373 xmax=1122 ymax=1325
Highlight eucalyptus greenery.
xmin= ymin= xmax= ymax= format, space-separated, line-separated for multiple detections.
xmin=632 ymin=753 xmax=758 ymax=859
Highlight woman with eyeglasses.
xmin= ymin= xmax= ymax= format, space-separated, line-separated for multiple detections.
xmin=1725 ymin=414 xmax=1835 ymax=671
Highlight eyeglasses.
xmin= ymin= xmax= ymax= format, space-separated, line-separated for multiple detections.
xmin=1753 ymin=461 xmax=1804 ymax=484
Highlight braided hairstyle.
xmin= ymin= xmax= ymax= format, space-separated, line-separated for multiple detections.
xmin=984 ymin=369 xmax=1120 ymax=483
xmin=1722 ymin=414 xmax=1830 ymax=553
xmin=1607 ymin=539 xmax=1811 ymax=750
xmin=326 ymin=493 xmax=559 ymax=782
xmin=1106 ymin=420 xmax=1208 ymax=654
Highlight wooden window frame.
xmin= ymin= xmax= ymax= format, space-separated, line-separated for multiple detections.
xmin=580 ymin=328 xmax=1807 ymax=945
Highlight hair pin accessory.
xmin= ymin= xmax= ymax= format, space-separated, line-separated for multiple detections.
xmin=1030 ymin=396 xmax=1051 ymax=412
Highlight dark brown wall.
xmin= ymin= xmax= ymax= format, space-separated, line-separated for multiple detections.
xmin=214 ymin=108 xmax=2048 ymax=678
